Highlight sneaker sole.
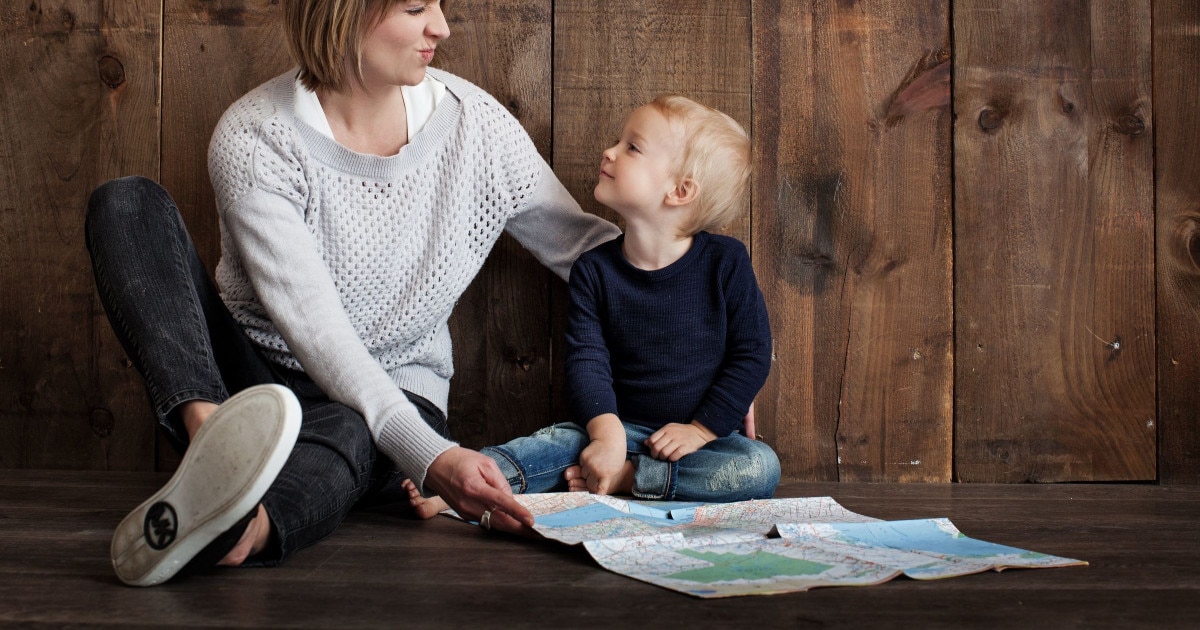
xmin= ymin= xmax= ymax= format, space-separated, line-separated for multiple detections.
xmin=110 ymin=384 xmax=301 ymax=586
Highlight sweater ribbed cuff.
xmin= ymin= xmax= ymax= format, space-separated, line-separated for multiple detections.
xmin=374 ymin=405 xmax=457 ymax=495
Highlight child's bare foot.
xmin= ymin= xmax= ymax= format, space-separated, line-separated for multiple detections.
xmin=564 ymin=465 xmax=587 ymax=492
xmin=564 ymin=461 xmax=635 ymax=495
xmin=402 ymin=478 xmax=450 ymax=520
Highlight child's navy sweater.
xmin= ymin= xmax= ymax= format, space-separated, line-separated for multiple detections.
xmin=565 ymin=231 xmax=772 ymax=437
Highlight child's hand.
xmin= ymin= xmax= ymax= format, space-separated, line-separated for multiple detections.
xmin=578 ymin=437 xmax=628 ymax=495
xmin=645 ymin=421 xmax=717 ymax=462
xmin=576 ymin=413 xmax=629 ymax=495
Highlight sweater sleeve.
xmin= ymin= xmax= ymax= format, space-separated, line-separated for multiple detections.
xmin=692 ymin=245 xmax=773 ymax=437
xmin=563 ymin=257 xmax=620 ymax=423
xmin=213 ymin=138 xmax=455 ymax=495
xmin=504 ymin=159 xmax=621 ymax=281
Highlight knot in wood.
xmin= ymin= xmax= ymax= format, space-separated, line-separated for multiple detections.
xmin=90 ymin=408 xmax=115 ymax=438
xmin=98 ymin=55 xmax=125 ymax=89
xmin=978 ymin=107 xmax=1005 ymax=132
xmin=1116 ymin=114 xmax=1145 ymax=136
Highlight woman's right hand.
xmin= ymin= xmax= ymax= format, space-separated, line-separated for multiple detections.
xmin=424 ymin=446 xmax=535 ymax=535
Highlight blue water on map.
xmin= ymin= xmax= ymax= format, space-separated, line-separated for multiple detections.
xmin=537 ymin=503 xmax=676 ymax=529
xmin=832 ymin=520 xmax=1025 ymax=557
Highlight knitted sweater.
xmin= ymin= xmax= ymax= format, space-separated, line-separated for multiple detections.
xmin=565 ymin=232 xmax=772 ymax=437
xmin=208 ymin=68 xmax=620 ymax=492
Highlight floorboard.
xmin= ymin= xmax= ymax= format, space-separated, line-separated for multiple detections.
xmin=1 ymin=471 xmax=1196 ymax=628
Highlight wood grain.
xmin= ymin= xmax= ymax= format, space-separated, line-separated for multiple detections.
xmin=1154 ymin=0 xmax=1200 ymax=484
xmin=158 ymin=0 xmax=291 ymax=470
xmin=0 ymin=1 xmax=161 ymax=470
xmin=954 ymin=0 xmax=1155 ymax=481
xmin=752 ymin=0 xmax=954 ymax=481
xmin=550 ymin=0 xmax=753 ymax=424
xmin=440 ymin=0 xmax=555 ymax=448
xmin=3 ymin=470 xmax=1199 ymax=626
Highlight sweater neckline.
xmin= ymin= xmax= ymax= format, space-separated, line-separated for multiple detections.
xmin=615 ymin=232 xmax=710 ymax=282
xmin=273 ymin=67 xmax=465 ymax=181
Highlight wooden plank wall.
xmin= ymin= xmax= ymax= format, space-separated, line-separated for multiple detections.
xmin=954 ymin=0 xmax=1156 ymax=482
xmin=1 ymin=1 xmax=1196 ymax=484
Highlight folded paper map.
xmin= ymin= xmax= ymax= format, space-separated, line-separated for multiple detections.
xmin=500 ymin=493 xmax=1085 ymax=598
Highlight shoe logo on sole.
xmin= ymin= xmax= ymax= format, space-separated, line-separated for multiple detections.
xmin=144 ymin=502 xmax=178 ymax=550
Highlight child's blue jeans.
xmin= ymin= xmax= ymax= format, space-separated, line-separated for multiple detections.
xmin=482 ymin=421 xmax=781 ymax=502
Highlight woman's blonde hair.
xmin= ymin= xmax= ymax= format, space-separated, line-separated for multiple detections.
xmin=647 ymin=95 xmax=752 ymax=236
xmin=282 ymin=0 xmax=406 ymax=92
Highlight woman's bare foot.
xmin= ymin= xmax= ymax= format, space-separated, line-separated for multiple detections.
xmin=217 ymin=503 xmax=272 ymax=566
xmin=403 ymin=478 xmax=450 ymax=520
xmin=180 ymin=400 xmax=219 ymax=440
xmin=564 ymin=461 xmax=635 ymax=495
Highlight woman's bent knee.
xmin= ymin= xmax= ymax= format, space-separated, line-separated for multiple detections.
xmin=85 ymin=176 xmax=171 ymax=238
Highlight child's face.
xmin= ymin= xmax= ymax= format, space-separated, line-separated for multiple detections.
xmin=359 ymin=1 xmax=450 ymax=89
xmin=594 ymin=105 xmax=684 ymax=217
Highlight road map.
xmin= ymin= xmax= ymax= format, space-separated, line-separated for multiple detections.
xmin=505 ymin=493 xmax=1086 ymax=598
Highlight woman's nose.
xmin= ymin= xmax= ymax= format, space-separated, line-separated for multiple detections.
xmin=428 ymin=5 xmax=451 ymax=40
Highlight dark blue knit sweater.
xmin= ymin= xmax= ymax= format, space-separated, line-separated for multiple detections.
xmin=564 ymin=231 xmax=772 ymax=437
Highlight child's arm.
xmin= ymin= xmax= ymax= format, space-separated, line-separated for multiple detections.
xmin=578 ymin=413 xmax=628 ymax=494
xmin=689 ymin=242 xmax=773 ymax=438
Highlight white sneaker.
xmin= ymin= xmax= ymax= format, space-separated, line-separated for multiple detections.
xmin=110 ymin=384 xmax=301 ymax=586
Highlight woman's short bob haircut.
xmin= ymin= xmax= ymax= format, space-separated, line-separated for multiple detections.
xmin=647 ymin=95 xmax=752 ymax=237
xmin=283 ymin=0 xmax=414 ymax=92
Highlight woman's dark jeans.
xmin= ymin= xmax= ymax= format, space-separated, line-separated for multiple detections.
xmin=85 ymin=176 xmax=449 ymax=565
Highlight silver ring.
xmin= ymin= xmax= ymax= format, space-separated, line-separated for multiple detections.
xmin=479 ymin=509 xmax=493 ymax=531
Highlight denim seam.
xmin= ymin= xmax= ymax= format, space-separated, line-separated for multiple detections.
xmin=164 ymin=205 xmax=228 ymax=408
xmin=487 ymin=447 xmax=528 ymax=494
xmin=631 ymin=455 xmax=676 ymax=501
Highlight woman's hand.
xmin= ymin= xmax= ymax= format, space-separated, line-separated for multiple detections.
xmin=424 ymin=446 xmax=535 ymax=535
xmin=645 ymin=421 xmax=717 ymax=462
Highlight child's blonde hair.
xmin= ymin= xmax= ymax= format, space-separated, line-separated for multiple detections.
xmin=282 ymin=0 xmax=409 ymax=92
xmin=647 ymin=95 xmax=751 ymax=236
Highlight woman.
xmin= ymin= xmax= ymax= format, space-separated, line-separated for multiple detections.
xmin=87 ymin=0 xmax=619 ymax=586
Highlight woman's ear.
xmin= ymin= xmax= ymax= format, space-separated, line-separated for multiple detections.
xmin=664 ymin=177 xmax=698 ymax=207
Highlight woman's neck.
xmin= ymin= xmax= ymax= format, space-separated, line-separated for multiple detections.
xmin=621 ymin=220 xmax=693 ymax=271
xmin=317 ymin=83 xmax=409 ymax=156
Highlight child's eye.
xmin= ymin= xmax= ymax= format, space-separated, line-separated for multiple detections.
xmin=627 ymin=143 xmax=641 ymax=154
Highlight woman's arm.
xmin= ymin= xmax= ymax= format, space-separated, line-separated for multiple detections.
xmin=221 ymin=187 xmax=456 ymax=491
xmin=504 ymin=160 xmax=620 ymax=281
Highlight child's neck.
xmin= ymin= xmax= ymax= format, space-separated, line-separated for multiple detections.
xmin=621 ymin=220 xmax=694 ymax=271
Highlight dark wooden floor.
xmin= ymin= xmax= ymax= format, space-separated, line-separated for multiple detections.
xmin=2 ymin=470 xmax=1197 ymax=628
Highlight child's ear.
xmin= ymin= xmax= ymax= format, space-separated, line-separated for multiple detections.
xmin=665 ymin=177 xmax=698 ymax=207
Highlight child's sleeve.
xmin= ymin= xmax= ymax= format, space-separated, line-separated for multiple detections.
xmin=563 ymin=257 xmax=619 ymax=425
xmin=692 ymin=246 xmax=773 ymax=437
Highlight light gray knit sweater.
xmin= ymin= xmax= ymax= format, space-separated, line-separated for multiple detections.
xmin=208 ymin=68 xmax=619 ymax=492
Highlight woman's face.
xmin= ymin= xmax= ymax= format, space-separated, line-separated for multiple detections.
xmin=359 ymin=1 xmax=450 ymax=88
